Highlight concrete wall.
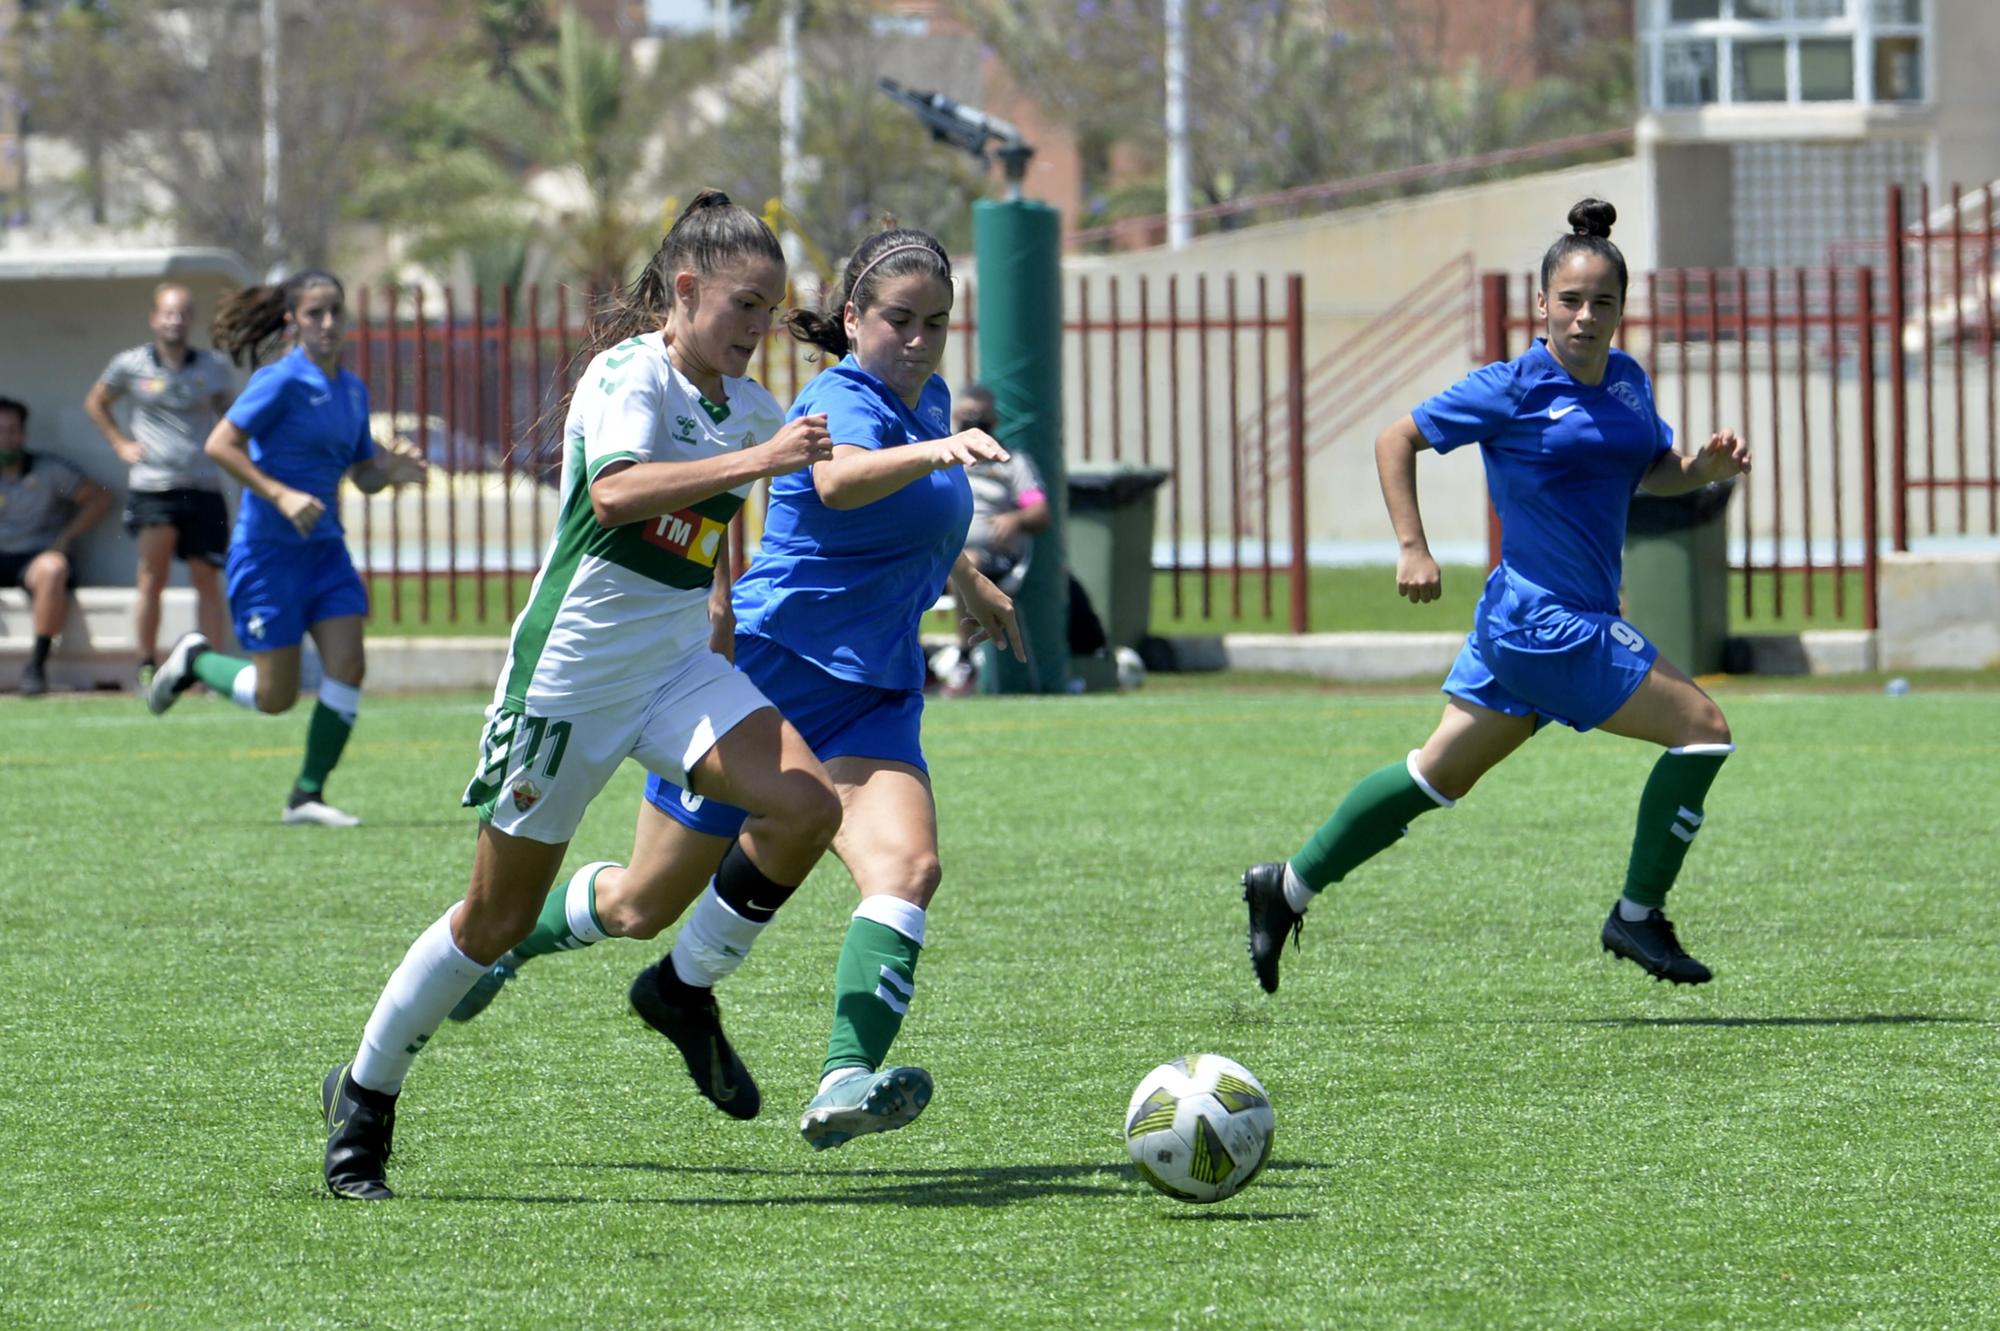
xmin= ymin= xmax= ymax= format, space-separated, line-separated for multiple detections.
xmin=0 ymin=251 xmax=251 ymax=586
xmin=1647 ymin=143 xmax=1734 ymax=270
xmin=1931 ymin=1 xmax=2000 ymax=195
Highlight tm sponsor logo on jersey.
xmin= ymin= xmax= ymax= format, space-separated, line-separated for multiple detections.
xmin=641 ymin=507 xmax=726 ymax=567
xmin=1548 ymin=403 xmax=1581 ymax=420
xmin=673 ymin=415 xmax=699 ymax=445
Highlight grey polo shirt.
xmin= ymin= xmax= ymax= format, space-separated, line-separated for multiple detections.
xmin=98 ymin=344 xmax=235 ymax=493
xmin=0 ymin=454 xmax=87 ymax=555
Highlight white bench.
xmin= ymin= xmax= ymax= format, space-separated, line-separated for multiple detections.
xmin=0 ymin=586 xmax=209 ymax=693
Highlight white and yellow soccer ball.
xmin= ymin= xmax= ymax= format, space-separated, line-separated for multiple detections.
xmin=1123 ymin=1054 xmax=1275 ymax=1204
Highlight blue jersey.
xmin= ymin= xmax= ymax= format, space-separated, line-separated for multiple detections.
xmin=732 ymin=357 xmax=970 ymax=691
xmin=225 ymin=347 xmax=375 ymax=545
xmin=1413 ymin=339 xmax=1672 ymax=616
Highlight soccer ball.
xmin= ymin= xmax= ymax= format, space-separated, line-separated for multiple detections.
xmin=1123 ymin=1054 xmax=1275 ymax=1204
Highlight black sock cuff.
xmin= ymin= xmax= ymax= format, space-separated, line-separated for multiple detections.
xmin=346 ymin=1075 xmax=398 ymax=1111
xmin=712 ymin=840 xmax=799 ymax=924
xmin=651 ymin=959 xmax=708 ymax=1001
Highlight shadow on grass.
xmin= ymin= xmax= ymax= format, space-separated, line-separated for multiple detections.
xmin=1578 ymin=1013 xmax=1985 ymax=1028
xmin=1160 ymin=1210 xmax=1317 ymax=1222
xmin=424 ymin=1159 xmax=1323 ymax=1210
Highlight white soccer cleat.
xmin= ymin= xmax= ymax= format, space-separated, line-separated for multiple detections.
xmin=282 ymin=797 xmax=362 ymax=828
xmin=146 ymin=631 xmax=210 ymax=715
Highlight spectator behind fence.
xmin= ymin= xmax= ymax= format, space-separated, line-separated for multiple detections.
xmin=84 ymin=283 xmax=237 ymax=686
xmin=938 ymin=384 xmax=1105 ymax=695
xmin=0 ymin=396 xmax=115 ymax=696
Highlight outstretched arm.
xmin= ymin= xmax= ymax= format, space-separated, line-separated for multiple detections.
xmin=812 ymin=428 xmax=1009 ymax=511
xmin=1376 ymin=413 xmax=1440 ymax=604
xmin=1641 ymin=430 xmax=1751 ymax=495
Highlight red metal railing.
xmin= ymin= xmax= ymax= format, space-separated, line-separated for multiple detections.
xmin=1061 ymin=271 xmax=1311 ymax=631
xmin=343 ymin=269 xmax=1314 ymax=633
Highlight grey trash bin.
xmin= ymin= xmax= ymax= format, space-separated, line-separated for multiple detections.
xmin=1067 ymin=467 xmax=1170 ymax=653
xmin=1623 ymin=479 xmax=1735 ymax=675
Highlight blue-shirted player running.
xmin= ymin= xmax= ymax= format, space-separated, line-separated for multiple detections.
xmin=145 ymin=270 xmax=426 ymax=826
xmin=1243 ymin=198 xmax=1751 ymax=992
xmin=450 ymin=227 xmax=1025 ymax=1151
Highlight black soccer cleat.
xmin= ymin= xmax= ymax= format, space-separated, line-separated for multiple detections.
xmin=1242 ymin=862 xmax=1305 ymax=995
xmin=322 ymin=1063 xmax=397 ymax=1201
xmin=629 ymin=963 xmax=761 ymax=1120
xmin=1601 ymin=904 xmax=1713 ymax=986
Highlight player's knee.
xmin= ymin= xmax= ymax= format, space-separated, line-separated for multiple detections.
xmin=254 ymin=681 xmax=299 ymax=714
xmin=892 ymin=853 xmax=942 ymax=906
xmin=1689 ymin=700 xmax=1731 ymax=748
xmin=783 ymin=777 xmax=843 ymax=852
xmin=458 ymin=894 xmax=543 ymax=960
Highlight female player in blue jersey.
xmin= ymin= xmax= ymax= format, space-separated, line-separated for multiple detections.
xmin=1242 ymin=199 xmax=1750 ymax=993
xmin=144 ymin=270 xmax=426 ymax=826
xmin=452 ymin=227 xmax=1023 ymax=1151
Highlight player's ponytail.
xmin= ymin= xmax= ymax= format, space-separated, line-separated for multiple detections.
xmin=786 ymin=226 xmax=951 ymax=361
xmin=213 ymin=269 xmax=345 ymax=368
xmin=1538 ymin=197 xmax=1628 ymax=299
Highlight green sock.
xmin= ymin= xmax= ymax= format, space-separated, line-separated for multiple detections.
xmin=191 ymin=649 xmax=250 ymax=695
xmin=512 ymin=861 xmax=615 ymax=959
xmin=1290 ymin=757 xmax=1452 ymax=892
xmin=1622 ymin=748 xmax=1732 ymax=908
xmin=295 ymin=702 xmax=353 ymax=796
xmin=823 ymin=905 xmax=923 ymax=1081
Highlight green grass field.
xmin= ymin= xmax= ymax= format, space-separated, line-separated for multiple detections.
xmin=5 ymin=677 xmax=1998 ymax=1329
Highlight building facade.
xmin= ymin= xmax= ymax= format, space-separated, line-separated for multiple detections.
xmin=1637 ymin=0 xmax=2000 ymax=268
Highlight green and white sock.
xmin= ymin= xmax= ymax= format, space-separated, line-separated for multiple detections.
xmin=295 ymin=680 xmax=360 ymax=796
xmin=192 ymin=649 xmax=258 ymax=709
xmin=511 ymin=860 xmax=617 ymax=959
xmin=1289 ymin=753 xmax=1455 ymax=902
xmin=822 ymin=896 xmax=924 ymax=1082
xmin=1622 ymin=744 xmax=1733 ymax=909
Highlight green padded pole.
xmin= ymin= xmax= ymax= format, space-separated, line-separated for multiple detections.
xmin=972 ymin=197 xmax=1067 ymax=694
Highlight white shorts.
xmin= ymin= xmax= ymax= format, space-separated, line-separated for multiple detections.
xmin=461 ymin=648 xmax=771 ymax=845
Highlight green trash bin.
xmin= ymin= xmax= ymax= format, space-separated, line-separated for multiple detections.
xmin=1623 ymin=479 xmax=1735 ymax=675
xmin=1068 ymin=467 xmax=1170 ymax=654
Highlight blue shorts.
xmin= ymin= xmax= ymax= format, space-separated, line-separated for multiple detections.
xmin=1443 ymin=603 xmax=1658 ymax=733
xmin=644 ymin=633 xmax=927 ymax=838
xmin=225 ymin=539 xmax=369 ymax=652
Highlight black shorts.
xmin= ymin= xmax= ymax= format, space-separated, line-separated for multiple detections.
xmin=0 ymin=549 xmax=76 ymax=591
xmin=124 ymin=488 xmax=230 ymax=565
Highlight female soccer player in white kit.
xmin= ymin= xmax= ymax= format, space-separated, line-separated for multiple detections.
xmin=320 ymin=192 xmax=844 ymax=1200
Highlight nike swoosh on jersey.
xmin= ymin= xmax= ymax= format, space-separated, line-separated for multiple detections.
xmin=1547 ymin=404 xmax=1580 ymax=419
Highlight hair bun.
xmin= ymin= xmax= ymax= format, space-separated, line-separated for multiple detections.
xmin=1568 ymin=198 xmax=1616 ymax=239
xmin=686 ymin=188 xmax=733 ymax=212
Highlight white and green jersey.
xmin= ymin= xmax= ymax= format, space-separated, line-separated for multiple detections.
xmin=496 ymin=331 xmax=782 ymax=714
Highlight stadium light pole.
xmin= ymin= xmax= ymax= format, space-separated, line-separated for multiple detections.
xmin=260 ymin=0 xmax=282 ymax=273
xmin=1164 ymin=0 xmax=1191 ymax=250
xmin=778 ymin=0 xmax=803 ymax=271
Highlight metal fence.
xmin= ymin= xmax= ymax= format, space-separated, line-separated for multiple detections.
xmin=342 ymin=270 xmax=1313 ymax=632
